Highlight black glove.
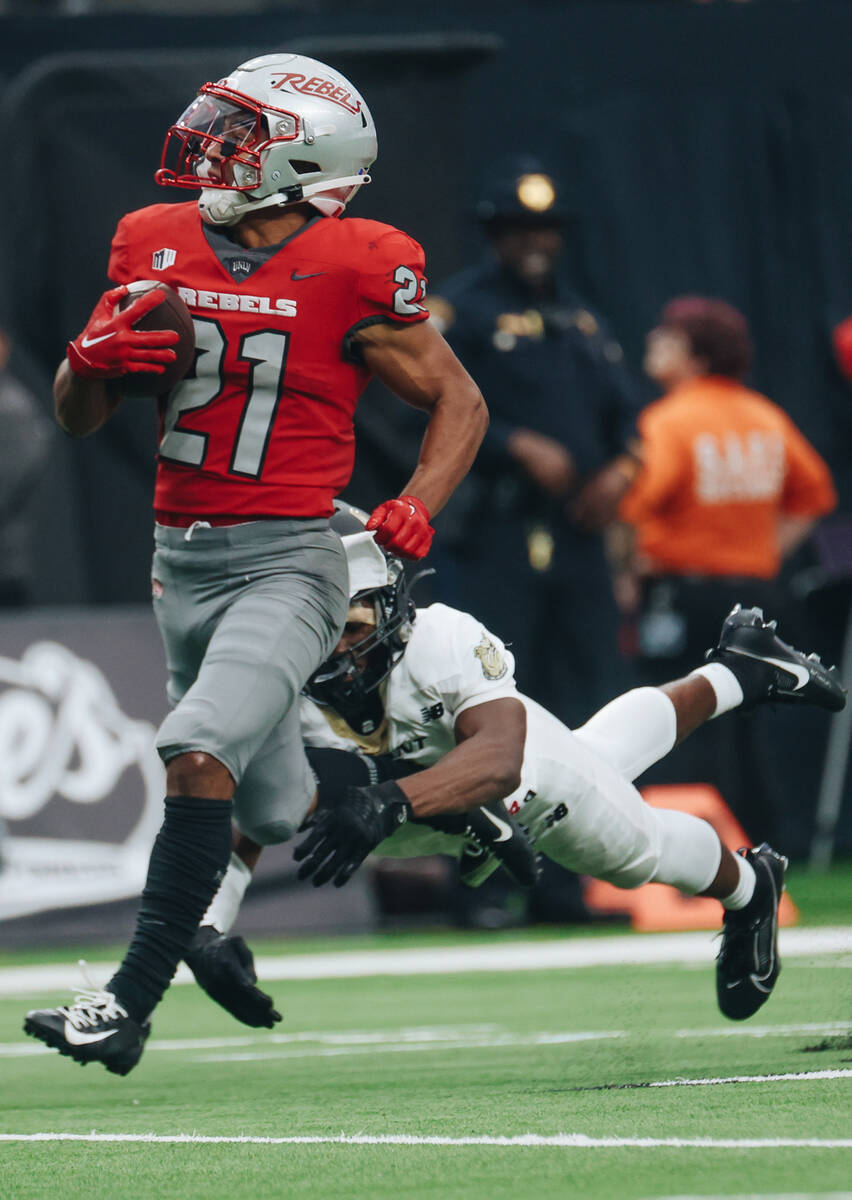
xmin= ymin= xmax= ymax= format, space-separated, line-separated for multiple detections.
xmin=419 ymin=801 xmax=539 ymax=889
xmin=184 ymin=926 xmax=282 ymax=1029
xmin=293 ymin=779 xmax=412 ymax=887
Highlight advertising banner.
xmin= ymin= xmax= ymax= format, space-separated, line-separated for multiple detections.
xmin=0 ymin=608 xmax=374 ymax=946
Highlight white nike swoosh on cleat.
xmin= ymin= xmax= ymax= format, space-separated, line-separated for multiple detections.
xmin=80 ymin=332 xmax=117 ymax=348
xmin=480 ymin=810 xmax=513 ymax=843
xmin=64 ymin=1022 xmax=120 ymax=1046
xmin=731 ymin=649 xmax=811 ymax=690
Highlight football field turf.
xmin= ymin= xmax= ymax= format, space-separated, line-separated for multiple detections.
xmin=0 ymin=877 xmax=849 ymax=1199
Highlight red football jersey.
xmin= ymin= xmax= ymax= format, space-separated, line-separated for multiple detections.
xmin=108 ymin=202 xmax=429 ymax=518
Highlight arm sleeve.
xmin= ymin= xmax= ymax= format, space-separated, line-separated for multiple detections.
xmin=619 ymin=405 xmax=689 ymax=523
xmin=780 ymin=417 xmax=838 ymax=518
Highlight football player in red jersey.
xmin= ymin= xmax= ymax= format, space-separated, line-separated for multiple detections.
xmin=25 ymin=53 xmax=488 ymax=1075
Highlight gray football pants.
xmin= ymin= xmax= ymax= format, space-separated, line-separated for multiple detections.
xmin=152 ymin=518 xmax=348 ymax=844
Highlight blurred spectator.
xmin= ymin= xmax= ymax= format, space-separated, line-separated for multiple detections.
xmin=618 ymin=296 xmax=837 ymax=841
xmin=416 ymin=154 xmax=644 ymax=929
xmin=0 ymin=327 xmax=53 ymax=606
xmin=427 ymin=154 xmax=643 ymax=731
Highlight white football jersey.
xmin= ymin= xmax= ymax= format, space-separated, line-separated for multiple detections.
xmin=300 ymin=602 xmax=563 ymax=815
xmin=301 ymin=601 xmax=673 ymax=886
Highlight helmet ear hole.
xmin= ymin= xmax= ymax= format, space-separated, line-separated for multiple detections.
xmin=290 ymin=159 xmax=321 ymax=175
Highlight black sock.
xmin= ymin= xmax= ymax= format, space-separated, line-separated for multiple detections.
xmin=108 ymin=796 xmax=233 ymax=1023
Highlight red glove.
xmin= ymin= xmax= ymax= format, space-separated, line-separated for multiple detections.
xmin=67 ymin=285 xmax=179 ymax=379
xmin=833 ymin=316 xmax=852 ymax=383
xmin=367 ymin=495 xmax=434 ymax=560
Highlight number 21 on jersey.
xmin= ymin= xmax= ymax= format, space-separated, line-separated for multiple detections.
xmin=159 ymin=316 xmax=289 ymax=479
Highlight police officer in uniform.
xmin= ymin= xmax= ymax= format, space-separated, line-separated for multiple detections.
xmin=428 ymin=156 xmax=643 ymax=731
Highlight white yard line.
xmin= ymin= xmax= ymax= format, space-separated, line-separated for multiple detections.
xmin=0 ymin=1132 xmax=850 ymax=1148
xmin=1 ymin=927 xmax=850 ymax=997
xmin=649 ymin=1194 xmax=852 ymax=1199
xmin=0 ymin=1020 xmax=848 ymax=1059
xmin=646 ymin=1069 xmax=852 ymax=1087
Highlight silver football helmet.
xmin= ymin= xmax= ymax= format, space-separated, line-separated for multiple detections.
xmin=156 ymin=53 xmax=377 ymax=226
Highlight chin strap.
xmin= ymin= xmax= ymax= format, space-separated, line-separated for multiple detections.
xmin=199 ymin=174 xmax=371 ymax=226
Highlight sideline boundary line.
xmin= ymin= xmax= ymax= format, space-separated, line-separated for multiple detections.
xmin=0 ymin=1132 xmax=850 ymax=1148
xmin=1 ymin=1022 xmax=849 ymax=1061
xmin=1 ymin=927 xmax=850 ymax=996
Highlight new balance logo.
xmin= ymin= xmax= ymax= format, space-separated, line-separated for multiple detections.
xmin=420 ymin=703 xmax=444 ymax=723
xmin=152 ymin=248 xmax=177 ymax=271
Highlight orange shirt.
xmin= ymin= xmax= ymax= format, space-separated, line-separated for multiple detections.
xmin=619 ymin=377 xmax=837 ymax=579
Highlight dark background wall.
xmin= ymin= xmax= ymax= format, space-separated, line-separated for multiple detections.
xmin=1 ymin=0 xmax=851 ymax=604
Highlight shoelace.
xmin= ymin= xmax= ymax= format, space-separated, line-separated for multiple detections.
xmin=56 ymin=961 xmax=129 ymax=1030
xmin=57 ymin=989 xmax=129 ymax=1030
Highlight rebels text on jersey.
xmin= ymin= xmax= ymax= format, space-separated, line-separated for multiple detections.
xmin=108 ymin=202 xmax=429 ymax=518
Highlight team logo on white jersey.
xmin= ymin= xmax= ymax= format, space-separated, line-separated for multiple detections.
xmin=151 ymin=248 xmax=177 ymax=271
xmin=474 ymin=633 xmax=508 ymax=680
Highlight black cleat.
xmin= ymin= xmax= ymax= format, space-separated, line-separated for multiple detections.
xmin=707 ymin=605 xmax=847 ymax=712
xmin=716 ymin=843 xmax=788 ymax=1020
xmin=419 ymin=802 xmax=540 ymax=889
xmin=462 ymin=803 xmax=540 ymax=889
xmin=24 ymin=988 xmax=150 ymax=1076
xmin=185 ymin=926 xmax=282 ymax=1029
xmin=458 ymin=840 xmax=501 ymax=888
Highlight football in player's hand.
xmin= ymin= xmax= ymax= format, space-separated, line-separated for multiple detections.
xmin=117 ymin=281 xmax=195 ymax=396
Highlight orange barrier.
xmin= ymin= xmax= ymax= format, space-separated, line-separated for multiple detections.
xmin=583 ymin=784 xmax=798 ymax=931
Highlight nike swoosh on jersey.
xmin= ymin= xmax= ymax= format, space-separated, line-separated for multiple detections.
xmin=64 ymin=1021 xmax=120 ymax=1046
xmin=480 ymin=809 xmax=513 ymax=843
xmin=80 ymin=332 xmax=117 ymax=348
xmin=290 ymin=270 xmax=325 ymax=281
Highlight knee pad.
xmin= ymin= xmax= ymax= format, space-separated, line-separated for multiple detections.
xmin=650 ymin=808 xmax=722 ymax=895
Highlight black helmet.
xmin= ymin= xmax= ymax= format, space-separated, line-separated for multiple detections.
xmin=304 ymin=500 xmax=417 ymax=734
xmin=475 ymin=153 xmax=569 ymax=228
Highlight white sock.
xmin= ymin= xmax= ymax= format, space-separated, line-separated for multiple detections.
xmin=721 ymin=852 xmax=757 ymax=910
xmin=690 ymin=662 xmax=744 ymax=718
xmin=201 ymin=852 xmax=252 ymax=934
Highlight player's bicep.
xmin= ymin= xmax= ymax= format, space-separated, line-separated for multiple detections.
xmin=454 ymin=697 xmax=526 ymax=753
xmin=359 ymin=319 xmax=481 ymax=413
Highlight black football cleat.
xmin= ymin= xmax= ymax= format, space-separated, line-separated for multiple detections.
xmin=707 ymin=605 xmax=847 ymax=712
xmin=185 ymin=926 xmax=282 ymax=1029
xmin=716 ymin=843 xmax=788 ymax=1021
xmin=24 ymin=988 xmax=150 ymax=1076
xmin=463 ymin=803 xmax=540 ymax=889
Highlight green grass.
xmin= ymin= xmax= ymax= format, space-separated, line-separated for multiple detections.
xmin=2 ymin=857 xmax=849 ymax=972
xmin=1 ymin=920 xmax=850 ymax=1200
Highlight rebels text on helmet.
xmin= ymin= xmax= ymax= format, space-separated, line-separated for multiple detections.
xmin=269 ymin=72 xmax=362 ymax=115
